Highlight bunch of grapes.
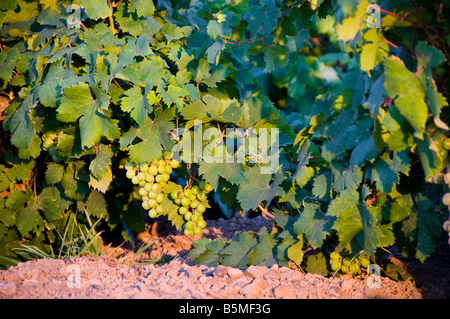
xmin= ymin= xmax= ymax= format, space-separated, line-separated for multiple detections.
xmin=329 ymin=252 xmax=371 ymax=275
xmin=124 ymin=153 xmax=180 ymax=218
xmin=170 ymin=181 xmax=213 ymax=237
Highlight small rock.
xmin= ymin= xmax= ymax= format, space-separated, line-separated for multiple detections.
xmin=282 ymin=270 xmax=303 ymax=282
xmin=214 ymin=265 xmax=229 ymax=277
xmin=240 ymin=278 xmax=268 ymax=297
xmin=187 ymin=267 xmax=202 ymax=279
xmin=244 ymin=265 xmax=269 ymax=278
xmin=227 ymin=267 xmax=243 ymax=278
xmin=0 ymin=283 xmax=17 ymax=296
xmin=340 ymin=280 xmax=353 ymax=290
xmin=273 ymin=285 xmax=296 ymax=299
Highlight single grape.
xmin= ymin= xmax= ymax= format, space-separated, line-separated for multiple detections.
xmin=184 ymin=211 xmax=193 ymax=221
xmin=190 ymin=200 xmax=199 ymax=209
xmin=191 ymin=213 xmax=200 ymax=223
xmin=145 ymin=174 xmax=154 ymax=183
xmin=131 ymin=176 xmax=139 ymax=185
xmin=148 ymin=191 xmax=157 ymax=199
xmin=184 ymin=229 xmax=193 ymax=236
xmin=197 ymin=203 xmax=206 ymax=213
xmin=330 ymin=252 xmax=340 ymax=261
xmin=204 ymin=183 xmax=213 ymax=193
xmin=148 ymin=199 xmax=157 ymax=208
xmin=156 ymin=193 xmax=164 ymax=203
xmin=443 ymin=220 xmax=450 ymax=232
xmin=164 ymin=152 xmax=172 ymax=160
xmin=126 ymin=170 xmax=135 ymax=179
xmin=174 ymin=198 xmax=181 ymax=205
xmin=162 ymin=173 xmax=170 ymax=182
xmin=443 ymin=138 xmax=450 ymax=151
xmin=199 ymin=181 xmax=206 ymax=190
xmin=155 ymin=205 xmax=164 ymax=214
xmin=191 ymin=185 xmax=200 ymax=195
xmin=349 ymin=263 xmax=361 ymax=274
xmin=148 ymin=209 xmax=157 ymax=218
xmin=155 ymin=174 xmax=163 ymax=183
xmin=439 ymin=149 xmax=448 ymax=159
xmin=140 ymin=163 xmax=149 ymax=172
xmin=157 ymin=165 xmax=166 ymax=174
xmin=444 ymin=173 xmax=450 ymax=185
xmin=137 ymin=172 xmax=146 ymax=181
xmin=149 ymin=165 xmax=158 ymax=176
xmin=343 ymin=257 xmax=351 ymax=267
xmin=185 ymin=221 xmax=195 ymax=230
xmin=171 ymin=191 xmax=178 ymax=200
xmin=139 ymin=180 xmax=146 ymax=187
xmin=141 ymin=195 xmax=149 ymax=202
xmin=426 ymin=123 xmax=437 ymax=135
xmin=144 ymin=183 xmax=153 ymax=192
xmin=442 ymin=193 xmax=450 ymax=206
xmin=151 ymin=184 xmax=161 ymax=193
xmin=193 ymin=227 xmax=202 ymax=236
xmin=341 ymin=265 xmax=348 ymax=273
xmin=181 ymin=197 xmax=191 ymax=207
xmin=170 ymin=160 xmax=180 ymax=169
xmin=165 ymin=166 xmax=173 ymax=174
xmin=197 ymin=219 xmax=207 ymax=229
xmin=360 ymin=257 xmax=370 ymax=268
xmin=179 ymin=206 xmax=188 ymax=215
xmin=142 ymin=201 xmax=150 ymax=210
xmin=124 ymin=162 xmax=133 ymax=170
xmin=331 ymin=261 xmax=340 ymax=272
xmin=138 ymin=188 xmax=148 ymax=196
xmin=184 ymin=189 xmax=192 ymax=198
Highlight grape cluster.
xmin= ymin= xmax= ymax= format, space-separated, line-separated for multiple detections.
xmin=124 ymin=153 xmax=180 ymax=218
xmin=329 ymin=252 xmax=371 ymax=275
xmin=170 ymin=181 xmax=213 ymax=237
xmin=443 ymin=220 xmax=450 ymax=245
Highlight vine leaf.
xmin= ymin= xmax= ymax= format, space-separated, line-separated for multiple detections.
xmin=219 ymin=231 xmax=257 ymax=269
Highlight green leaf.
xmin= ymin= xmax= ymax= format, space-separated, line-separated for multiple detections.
xmin=415 ymin=41 xmax=446 ymax=69
xmin=219 ymin=231 xmax=257 ymax=269
xmin=78 ymin=0 xmax=110 ymax=20
xmin=293 ymin=204 xmax=334 ymax=248
xmin=198 ymin=160 xmax=244 ymax=191
xmin=247 ymin=233 xmax=278 ymax=267
xmin=293 ymin=140 xmax=314 ymax=188
xmin=89 ymin=144 xmax=113 ymax=180
xmin=305 ymin=252 xmax=328 ymax=276
xmin=131 ymin=0 xmax=155 ymax=17
xmin=45 ymin=163 xmax=64 ymax=185
xmin=120 ymin=86 xmax=151 ymax=125
xmin=16 ymin=203 xmax=43 ymax=236
xmin=384 ymin=57 xmax=428 ymax=133
xmin=85 ymin=190 xmax=107 ymax=218
xmin=263 ymin=45 xmax=290 ymax=73
xmin=89 ymin=166 xmax=113 ymax=193
xmin=360 ymin=28 xmax=389 ymax=72
xmin=236 ymin=168 xmax=286 ymax=212
xmin=58 ymin=83 xmax=120 ymax=148
xmin=336 ymin=0 xmax=369 ymax=41
xmin=371 ymin=151 xmax=410 ymax=194
xmin=195 ymin=238 xmax=227 ymax=267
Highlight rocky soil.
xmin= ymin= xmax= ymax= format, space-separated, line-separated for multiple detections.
xmin=0 ymin=214 xmax=449 ymax=299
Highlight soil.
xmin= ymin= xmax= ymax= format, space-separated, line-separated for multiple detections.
xmin=0 ymin=213 xmax=449 ymax=299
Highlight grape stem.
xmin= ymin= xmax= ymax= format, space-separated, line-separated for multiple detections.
xmin=258 ymin=204 xmax=275 ymax=220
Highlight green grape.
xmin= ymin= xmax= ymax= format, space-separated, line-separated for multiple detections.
xmin=151 ymin=184 xmax=161 ymax=193
xmin=360 ymin=257 xmax=370 ymax=268
xmin=148 ymin=209 xmax=157 ymax=218
xmin=197 ymin=203 xmax=206 ymax=213
xmin=349 ymin=263 xmax=361 ymax=274
xmin=157 ymin=165 xmax=166 ymax=174
xmin=184 ymin=189 xmax=192 ymax=198
xmin=184 ymin=229 xmax=193 ymax=236
xmin=189 ymin=194 xmax=196 ymax=201
xmin=142 ymin=201 xmax=150 ymax=210
xmin=193 ymin=227 xmax=202 ymax=236
xmin=164 ymin=152 xmax=172 ymax=160
xmin=139 ymin=180 xmax=146 ymax=186
xmin=137 ymin=172 xmax=146 ymax=181
xmin=140 ymin=163 xmax=149 ymax=172
xmin=184 ymin=211 xmax=193 ymax=221
xmin=444 ymin=173 xmax=450 ymax=185
xmin=343 ymin=257 xmax=351 ymax=267
xmin=144 ymin=183 xmax=153 ymax=192
xmin=174 ymin=198 xmax=181 ymax=205
xmin=162 ymin=173 xmax=170 ymax=182
xmin=148 ymin=199 xmax=157 ymax=208
xmin=170 ymin=160 xmax=180 ymax=169
xmin=331 ymin=261 xmax=341 ymax=271
xmin=439 ymin=149 xmax=448 ymax=159
xmin=171 ymin=191 xmax=178 ymax=200
xmin=191 ymin=185 xmax=200 ymax=195
xmin=124 ymin=162 xmax=133 ymax=170
xmin=141 ymin=195 xmax=149 ymax=202
xmin=181 ymin=197 xmax=191 ymax=207
xmin=126 ymin=169 xmax=135 ymax=179
xmin=191 ymin=213 xmax=200 ymax=223
xmin=442 ymin=193 xmax=450 ymax=206
xmin=190 ymin=200 xmax=199 ymax=209
xmin=148 ymin=191 xmax=157 ymax=199
xmin=443 ymin=138 xmax=450 ymax=151
xmin=145 ymin=174 xmax=154 ymax=183
xmin=443 ymin=220 xmax=450 ymax=232
xmin=426 ymin=122 xmax=437 ymax=135
xmin=185 ymin=221 xmax=195 ymax=230
xmin=138 ymin=188 xmax=148 ymax=196
xmin=341 ymin=265 xmax=348 ymax=273
xmin=204 ymin=183 xmax=213 ymax=193
xmin=179 ymin=206 xmax=188 ymax=215
xmin=155 ymin=174 xmax=163 ymax=183
xmin=199 ymin=181 xmax=206 ymax=190
xmin=197 ymin=219 xmax=207 ymax=229
xmin=131 ymin=176 xmax=139 ymax=185
xmin=156 ymin=193 xmax=164 ymax=203
xmin=165 ymin=166 xmax=173 ymax=174
xmin=156 ymin=205 xmax=164 ymax=214
xmin=149 ymin=165 xmax=158 ymax=176
xmin=330 ymin=252 xmax=340 ymax=260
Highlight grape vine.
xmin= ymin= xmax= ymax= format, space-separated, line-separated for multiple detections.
xmin=0 ymin=0 xmax=449 ymax=276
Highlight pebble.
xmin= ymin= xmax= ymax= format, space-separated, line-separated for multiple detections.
xmin=0 ymin=282 xmax=16 ymax=296
xmin=244 ymin=265 xmax=270 ymax=278
xmin=240 ymin=278 xmax=268 ymax=296
xmin=273 ymin=285 xmax=296 ymax=299
xmin=227 ymin=267 xmax=243 ymax=278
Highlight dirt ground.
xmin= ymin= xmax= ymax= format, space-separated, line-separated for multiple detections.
xmin=0 ymin=213 xmax=449 ymax=299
